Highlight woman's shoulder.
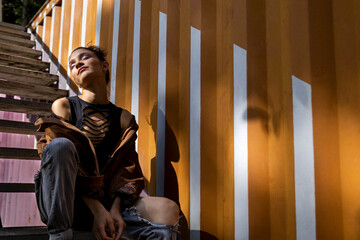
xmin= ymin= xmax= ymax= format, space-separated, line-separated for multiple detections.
xmin=51 ymin=97 xmax=71 ymax=121
xmin=119 ymin=108 xmax=138 ymax=130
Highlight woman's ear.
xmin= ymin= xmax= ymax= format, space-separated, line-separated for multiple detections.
xmin=102 ymin=61 xmax=109 ymax=73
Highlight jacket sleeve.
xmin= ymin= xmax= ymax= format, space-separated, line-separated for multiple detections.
xmin=110 ymin=141 xmax=145 ymax=207
xmin=104 ymin=111 xmax=145 ymax=207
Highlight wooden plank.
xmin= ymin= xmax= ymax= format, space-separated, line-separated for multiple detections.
xmin=178 ymin=0 xmax=191 ymax=234
xmin=96 ymin=0 xmax=114 ymax=98
xmin=332 ymin=0 xmax=360 ymax=239
xmin=0 ymin=41 xmax=42 ymax=59
xmin=0 ymin=80 xmax=68 ymax=101
xmin=0 ymin=227 xmax=48 ymax=240
xmin=0 ymin=183 xmax=35 ymax=193
xmin=36 ymin=25 xmax=44 ymax=52
xmin=0 ymin=26 xmax=30 ymax=39
xmin=246 ymin=0 xmax=271 ymax=238
xmin=308 ymin=0 xmax=344 ymax=238
xmin=0 ymin=22 xmax=25 ymax=31
xmin=84 ymin=0 xmax=97 ymax=45
xmin=0 ymin=148 xmax=40 ymax=160
xmin=137 ymin=0 xmax=160 ymax=195
xmin=115 ymin=0 xmax=133 ymax=109
xmin=28 ymin=0 xmax=61 ymax=30
xmin=0 ymin=35 xmax=35 ymax=48
xmin=0 ymin=53 xmax=49 ymax=71
xmin=200 ymin=0 xmax=219 ymax=237
xmin=0 ymin=227 xmax=97 ymax=240
xmin=265 ymin=0 xmax=296 ymax=238
xmin=43 ymin=16 xmax=52 ymax=56
xmin=165 ymin=0 xmax=183 ymax=209
xmin=49 ymin=6 xmax=62 ymax=68
xmin=70 ymin=0 xmax=83 ymax=50
xmin=0 ymin=119 xmax=42 ymax=135
xmin=0 ymin=65 xmax=57 ymax=86
xmin=233 ymin=0 xmax=247 ymax=49
xmin=0 ymin=98 xmax=51 ymax=115
xmin=216 ymin=0 xmax=234 ymax=238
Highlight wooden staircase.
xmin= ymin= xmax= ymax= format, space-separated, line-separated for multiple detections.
xmin=0 ymin=21 xmax=95 ymax=239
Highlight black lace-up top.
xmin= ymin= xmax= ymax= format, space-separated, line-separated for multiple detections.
xmin=67 ymin=96 xmax=122 ymax=169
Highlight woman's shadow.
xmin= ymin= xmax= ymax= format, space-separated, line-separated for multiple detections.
xmin=148 ymin=103 xmax=190 ymax=239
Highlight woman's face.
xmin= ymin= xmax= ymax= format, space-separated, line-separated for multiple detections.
xmin=68 ymin=49 xmax=108 ymax=88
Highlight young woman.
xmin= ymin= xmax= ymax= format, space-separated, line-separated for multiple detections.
xmin=34 ymin=46 xmax=180 ymax=240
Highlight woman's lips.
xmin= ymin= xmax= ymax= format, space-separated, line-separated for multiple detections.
xmin=78 ymin=67 xmax=87 ymax=75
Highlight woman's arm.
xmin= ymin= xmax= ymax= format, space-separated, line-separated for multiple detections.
xmin=51 ymin=97 xmax=71 ymax=121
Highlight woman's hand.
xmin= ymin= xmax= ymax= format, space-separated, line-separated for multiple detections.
xmin=110 ymin=208 xmax=126 ymax=240
xmin=110 ymin=197 xmax=126 ymax=240
xmin=92 ymin=206 xmax=116 ymax=240
xmin=82 ymin=196 xmax=116 ymax=240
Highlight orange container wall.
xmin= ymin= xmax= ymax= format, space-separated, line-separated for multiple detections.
xmin=28 ymin=0 xmax=360 ymax=239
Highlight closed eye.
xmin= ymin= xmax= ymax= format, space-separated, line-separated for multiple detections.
xmin=82 ymin=54 xmax=90 ymax=60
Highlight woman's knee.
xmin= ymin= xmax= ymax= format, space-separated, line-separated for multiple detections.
xmin=161 ymin=198 xmax=179 ymax=225
xmin=42 ymin=138 xmax=78 ymax=167
xmin=135 ymin=197 xmax=179 ymax=226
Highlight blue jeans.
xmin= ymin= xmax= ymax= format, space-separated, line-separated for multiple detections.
xmin=35 ymin=138 xmax=180 ymax=240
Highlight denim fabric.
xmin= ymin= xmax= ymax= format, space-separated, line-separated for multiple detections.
xmin=121 ymin=207 xmax=181 ymax=240
xmin=35 ymin=137 xmax=181 ymax=240
xmin=35 ymin=138 xmax=79 ymax=239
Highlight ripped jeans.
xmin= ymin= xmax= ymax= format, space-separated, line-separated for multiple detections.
xmin=34 ymin=138 xmax=180 ymax=240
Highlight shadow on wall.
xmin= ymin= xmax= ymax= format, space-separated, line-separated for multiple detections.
xmin=148 ymin=102 xmax=190 ymax=239
xmin=245 ymin=97 xmax=281 ymax=137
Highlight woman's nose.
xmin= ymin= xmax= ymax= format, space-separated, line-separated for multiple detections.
xmin=75 ymin=61 xmax=84 ymax=69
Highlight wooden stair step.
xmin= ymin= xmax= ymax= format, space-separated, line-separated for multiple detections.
xmin=0 ymin=53 xmax=49 ymax=71
xmin=0 ymin=183 xmax=35 ymax=193
xmin=0 ymin=147 xmax=40 ymax=160
xmin=0 ymin=65 xmax=57 ymax=86
xmin=0 ymin=227 xmax=97 ymax=240
xmin=0 ymin=26 xmax=30 ymax=39
xmin=0 ymin=34 xmax=35 ymax=48
xmin=0 ymin=41 xmax=41 ymax=59
xmin=0 ymin=79 xmax=68 ymax=101
xmin=0 ymin=22 xmax=25 ymax=31
xmin=0 ymin=97 xmax=51 ymax=115
xmin=0 ymin=119 xmax=42 ymax=135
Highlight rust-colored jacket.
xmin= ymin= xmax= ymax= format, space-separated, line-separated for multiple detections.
xmin=35 ymin=110 xmax=145 ymax=207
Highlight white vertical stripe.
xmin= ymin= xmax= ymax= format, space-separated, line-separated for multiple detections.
xmin=156 ymin=12 xmax=167 ymax=197
xmin=28 ymin=27 xmax=35 ymax=41
xmin=66 ymin=0 xmax=76 ymax=91
xmin=49 ymin=9 xmax=57 ymax=74
xmin=81 ymin=0 xmax=88 ymax=47
xmin=57 ymin=0 xmax=68 ymax=90
xmin=190 ymin=26 xmax=201 ymax=240
xmin=110 ymin=0 xmax=121 ymax=104
xmin=68 ymin=0 xmax=76 ymax=61
xmin=95 ymin=0 xmax=102 ymax=46
xmin=35 ymin=26 xmax=41 ymax=51
xmin=57 ymin=0 xmax=65 ymax=71
xmin=233 ymin=44 xmax=249 ymax=240
xmin=292 ymin=75 xmax=317 ymax=240
xmin=42 ymin=17 xmax=49 ymax=62
xmin=49 ymin=9 xmax=55 ymax=56
xmin=131 ymin=0 xmax=141 ymax=151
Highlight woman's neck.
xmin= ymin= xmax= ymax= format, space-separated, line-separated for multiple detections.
xmin=79 ymin=88 xmax=109 ymax=104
